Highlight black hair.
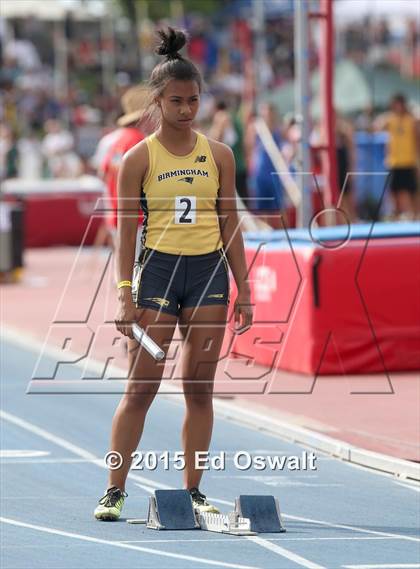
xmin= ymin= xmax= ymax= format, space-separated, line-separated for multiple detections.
xmin=136 ymin=28 xmax=203 ymax=128
xmin=149 ymin=27 xmax=203 ymax=97
xmin=391 ymin=93 xmax=407 ymax=106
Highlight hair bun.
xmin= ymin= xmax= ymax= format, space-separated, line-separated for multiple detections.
xmin=156 ymin=27 xmax=186 ymax=60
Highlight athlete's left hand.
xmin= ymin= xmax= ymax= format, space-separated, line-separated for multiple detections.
xmin=233 ymin=290 xmax=253 ymax=335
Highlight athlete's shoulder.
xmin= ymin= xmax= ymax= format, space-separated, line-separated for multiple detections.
xmin=119 ymin=137 xmax=151 ymax=183
xmin=122 ymin=137 xmax=149 ymax=165
xmin=405 ymin=111 xmax=417 ymax=124
xmin=205 ymin=136 xmax=234 ymax=165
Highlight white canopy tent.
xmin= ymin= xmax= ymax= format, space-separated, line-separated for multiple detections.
xmin=1 ymin=0 xmax=116 ymax=100
xmin=334 ymin=0 xmax=420 ymax=27
xmin=0 ymin=0 xmax=106 ymax=21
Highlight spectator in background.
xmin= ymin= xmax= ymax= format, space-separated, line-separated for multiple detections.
xmin=41 ymin=119 xmax=83 ymax=178
xmin=246 ymin=103 xmax=286 ymax=229
xmin=101 ymin=85 xmax=150 ymax=247
xmin=310 ymin=117 xmax=357 ymax=223
xmin=1 ymin=77 xmax=19 ymax=130
xmin=208 ymin=98 xmax=249 ymax=203
xmin=91 ymin=125 xmax=122 ymax=178
xmin=208 ymin=100 xmax=237 ymax=146
xmin=17 ymin=129 xmax=43 ymax=179
xmin=355 ymin=104 xmax=375 ymax=132
xmin=0 ymin=123 xmax=18 ymax=179
xmin=3 ymin=37 xmax=41 ymax=71
xmin=231 ymin=99 xmax=249 ymax=203
xmin=376 ymin=94 xmax=419 ymax=219
xmin=403 ymin=18 xmax=419 ymax=78
xmin=281 ymin=114 xmax=300 ymax=167
xmin=375 ymin=19 xmax=391 ymax=47
xmin=336 ymin=116 xmax=357 ymax=222
xmin=90 ymin=73 xmax=133 ymax=176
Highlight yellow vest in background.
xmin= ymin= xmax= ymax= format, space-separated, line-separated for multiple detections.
xmin=141 ymin=132 xmax=223 ymax=255
xmin=387 ymin=113 xmax=417 ymax=168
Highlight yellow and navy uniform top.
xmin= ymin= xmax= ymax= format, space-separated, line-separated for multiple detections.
xmin=140 ymin=131 xmax=223 ymax=255
xmin=386 ymin=112 xmax=417 ymax=168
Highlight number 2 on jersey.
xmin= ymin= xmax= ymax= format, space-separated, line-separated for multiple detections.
xmin=175 ymin=196 xmax=196 ymax=224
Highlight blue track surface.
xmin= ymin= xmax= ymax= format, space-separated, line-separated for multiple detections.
xmin=1 ymin=339 xmax=419 ymax=569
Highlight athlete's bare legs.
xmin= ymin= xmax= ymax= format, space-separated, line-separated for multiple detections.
xmin=107 ymin=309 xmax=177 ymax=491
xmin=178 ymin=304 xmax=229 ymax=490
xmin=392 ymin=190 xmax=416 ymax=219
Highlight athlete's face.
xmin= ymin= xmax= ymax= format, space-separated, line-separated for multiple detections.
xmin=391 ymin=99 xmax=405 ymax=114
xmin=158 ymin=80 xmax=200 ymax=129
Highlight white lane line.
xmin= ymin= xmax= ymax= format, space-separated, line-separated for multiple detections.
xmin=135 ymin=482 xmax=165 ymax=494
xmin=394 ymin=482 xmax=420 ymax=493
xmin=208 ymin=497 xmax=235 ymax=508
xmin=1 ymin=496 xmax=109 ymax=500
xmin=0 ymin=536 xmax=403 ymax=548
xmin=1 ymin=458 xmax=93 ymax=464
xmin=0 ymin=450 xmax=50 ymax=458
xmin=0 ymin=517 xmax=260 ymax=569
xmin=0 ymin=410 xmax=98 ymax=461
xmin=121 ymin=537 xmax=400 ymax=544
xmin=0 ymin=409 xmax=172 ymax=490
xmin=204 ymin=499 xmax=419 ymax=545
xmin=284 ymin=514 xmax=420 ymax=543
xmin=245 ymin=536 xmax=325 ymax=569
xmin=1 ymin=409 xmax=327 ymax=569
xmin=344 ymin=565 xmax=420 ymax=569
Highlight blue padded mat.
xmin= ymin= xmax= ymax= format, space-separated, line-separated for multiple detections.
xmin=244 ymin=221 xmax=420 ymax=246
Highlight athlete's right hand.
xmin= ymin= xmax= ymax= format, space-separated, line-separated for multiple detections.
xmin=115 ymin=292 xmax=142 ymax=339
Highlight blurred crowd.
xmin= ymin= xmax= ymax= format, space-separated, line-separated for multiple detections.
xmin=340 ymin=15 xmax=419 ymax=77
xmin=0 ymin=6 xmax=419 ymax=223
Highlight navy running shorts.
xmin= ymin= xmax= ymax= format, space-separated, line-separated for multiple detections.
xmin=389 ymin=168 xmax=417 ymax=194
xmin=132 ymin=247 xmax=230 ymax=316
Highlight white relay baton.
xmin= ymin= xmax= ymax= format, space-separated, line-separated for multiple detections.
xmin=132 ymin=323 xmax=165 ymax=361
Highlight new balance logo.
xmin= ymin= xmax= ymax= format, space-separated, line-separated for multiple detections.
xmin=194 ymin=155 xmax=207 ymax=163
xmin=178 ymin=177 xmax=194 ymax=184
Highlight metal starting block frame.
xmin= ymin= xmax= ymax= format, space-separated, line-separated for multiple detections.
xmin=197 ymin=511 xmax=256 ymax=536
xmin=127 ymin=490 xmax=285 ymax=535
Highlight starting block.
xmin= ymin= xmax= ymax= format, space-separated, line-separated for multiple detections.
xmin=128 ymin=490 xmax=285 ymax=535
xmin=147 ymin=489 xmax=200 ymax=530
xmin=235 ymin=495 xmax=286 ymax=533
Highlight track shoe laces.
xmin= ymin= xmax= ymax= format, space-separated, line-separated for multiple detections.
xmin=94 ymin=486 xmax=128 ymax=521
xmin=189 ymin=487 xmax=220 ymax=514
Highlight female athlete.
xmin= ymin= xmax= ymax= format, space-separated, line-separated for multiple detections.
xmin=94 ymin=27 xmax=253 ymax=521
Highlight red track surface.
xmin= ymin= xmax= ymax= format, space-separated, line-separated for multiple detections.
xmin=2 ymin=247 xmax=419 ymax=462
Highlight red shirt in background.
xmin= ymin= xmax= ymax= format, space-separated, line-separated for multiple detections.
xmin=102 ymin=127 xmax=144 ymax=229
